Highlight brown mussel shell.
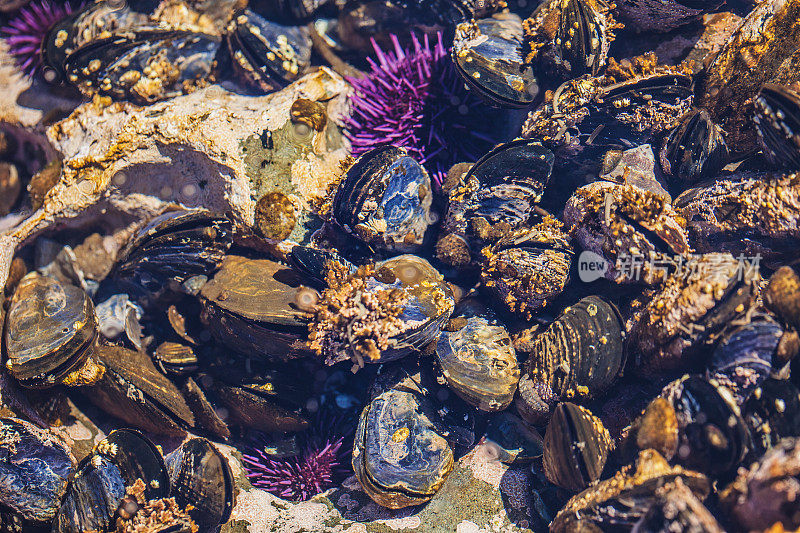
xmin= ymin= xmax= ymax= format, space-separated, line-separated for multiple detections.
xmin=543 ymin=402 xmax=611 ymax=492
xmin=631 ymin=253 xmax=759 ymax=376
xmin=480 ymin=216 xmax=573 ymax=318
xmin=674 ymin=172 xmax=800 ymax=268
xmin=200 ymin=255 xmax=314 ymax=361
xmin=550 ymin=449 xmax=710 ymax=532
xmin=85 ymin=346 xmax=195 ymax=437
xmin=564 ymin=181 xmax=691 ymax=285
xmin=3 ymin=272 xmax=98 ymax=389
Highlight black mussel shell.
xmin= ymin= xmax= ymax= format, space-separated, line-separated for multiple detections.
xmin=593 ymin=74 xmax=694 ymax=127
xmin=663 ymin=376 xmax=751 ymax=480
xmin=165 ymin=438 xmax=235 ymax=532
xmin=54 ymin=429 xmax=169 ymax=533
xmin=64 ymin=30 xmax=220 ymax=104
xmin=87 ymin=346 xmax=195 ymax=437
xmin=226 ymin=10 xmax=311 ymax=93
xmin=4 ymin=273 xmax=97 ymax=389
xmin=517 ymin=296 xmax=625 ymax=424
xmin=353 ymin=388 xmax=453 ymax=509
xmin=661 ymin=108 xmax=729 ymax=190
xmin=199 ymin=255 xmax=314 ymax=361
xmin=543 ymin=402 xmax=611 ymax=492
xmin=523 ymin=0 xmax=617 ymax=81
xmin=436 ymin=138 xmax=553 ymax=266
xmin=753 ymin=84 xmax=800 ymax=171
xmin=154 ymin=342 xmax=199 ymax=377
xmin=42 ymin=0 xmax=149 ymax=82
xmin=435 ymin=314 xmax=520 ymax=411
xmin=332 ymin=146 xmax=434 ymax=254
xmin=286 ymin=245 xmax=355 ymax=289
xmin=631 ymin=477 xmax=724 ymax=533
xmin=0 ymin=418 xmax=75 ymax=523
xmin=743 ymin=378 xmax=800 ymax=457
xmin=615 ymin=0 xmax=725 ymax=33
xmin=113 ymin=210 xmax=233 ymax=298
xmin=452 ymin=14 xmax=538 ymax=108
xmin=707 ymin=315 xmax=781 ymax=404
xmin=250 ymin=0 xmax=332 ymax=22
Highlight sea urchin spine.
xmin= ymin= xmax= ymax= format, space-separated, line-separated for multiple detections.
xmin=2 ymin=0 xmax=76 ymax=77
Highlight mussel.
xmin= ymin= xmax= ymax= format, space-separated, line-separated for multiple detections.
xmin=332 ymin=146 xmax=434 ymax=254
xmin=4 ymin=273 xmax=100 ymax=389
xmin=435 ymin=138 xmax=554 ymax=267
xmin=550 ymin=449 xmax=710 ymax=532
xmin=0 ymin=418 xmax=76 ymax=523
xmin=352 ymin=387 xmax=454 ymax=509
xmin=480 ymin=215 xmax=573 ymax=317
xmin=226 ymin=10 xmax=311 ymax=93
xmin=515 ymin=296 xmax=625 ymax=424
xmin=199 ymin=255 xmax=315 ymax=361
xmin=743 ymin=378 xmax=800 ymax=457
xmin=310 ymin=255 xmax=455 ymax=367
xmin=754 ymin=84 xmax=800 ymax=171
xmin=165 ymin=438 xmax=235 ymax=532
xmin=435 ymin=311 xmax=519 ymax=412
xmin=54 ymin=429 xmax=172 ymax=533
xmin=113 ymin=209 xmax=233 ymax=298
xmin=451 ymin=13 xmax=538 ymax=108
xmin=543 ymin=402 xmax=611 ymax=492
xmin=661 ymin=108 xmax=729 ymax=191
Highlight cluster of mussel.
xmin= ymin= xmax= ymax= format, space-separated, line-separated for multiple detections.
xmin=5 ymin=0 xmax=800 ymax=532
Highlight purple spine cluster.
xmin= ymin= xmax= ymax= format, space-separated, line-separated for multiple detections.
xmin=242 ymin=436 xmax=347 ymax=501
xmin=2 ymin=0 xmax=76 ymax=76
xmin=343 ymin=32 xmax=494 ymax=186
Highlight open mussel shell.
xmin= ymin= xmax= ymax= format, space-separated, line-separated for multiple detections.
xmin=660 ymin=376 xmax=751 ymax=479
xmin=543 ymin=402 xmax=611 ymax=492
xmin=630 ymin=477 xmax=724 ymax=533
xmin=332 ymin=146 xmax=434 ymax=254
xmin=200 ymin=255 xmax=314 ymax=361
xmin=480 ymin=216 xmax=573 ymax=317
xmin=517 ymin=296 xmax=625 ymax=425
xmin=706 ymin=314 xmax=782 ymax=404
xmin=550 ymin=449 xmax=710 ymax=532
xmin=54 ymin=429 xmax=170 ymax=533
xmin=435 ymin=314 xmax=519 ymax=411
xmin=63 ymin=30 xmax=221 ymax=104
xmin=743 ymin=378 xmax=800 ymax=457
xmin=436 ymin=138 xmax=554 ymax=266
xmin=482 ymin=412 xmax=544 ymax=464
xmin=353 ymin=388 xmax=454 ymax=509
xmin=85 ymin=346 xmax=195 ymax=437
xmin=0 ymin=418 xmax=76 ymax=523
xmin=451 ymin=14 xmax=538 ymax=108
xmin=165 ymin=438 xmax=235 ymax=532
xmin=113 ymin=209 xmax=233 ymax=298
xmin=3 ymin=272 xmax=97 ymax=389
xmin=754 ymin=84 xmax=800 ymax=171
xmin=226 ymin=10 xmax=311 ymax=93
xmin=661 ymin=108 xmax=729 ymax=190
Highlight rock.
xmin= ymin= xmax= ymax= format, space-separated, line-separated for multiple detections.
xmin=0 ymin=67 xmax=350 ymax=291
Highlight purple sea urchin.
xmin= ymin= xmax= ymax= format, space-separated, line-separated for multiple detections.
xmin=242 ymin=436 xmax=349 ymax=501
xmin=2 ymin=0 xmax=76 ymax=77
xmin=343 ymin=32 xmax=497 ymax=186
